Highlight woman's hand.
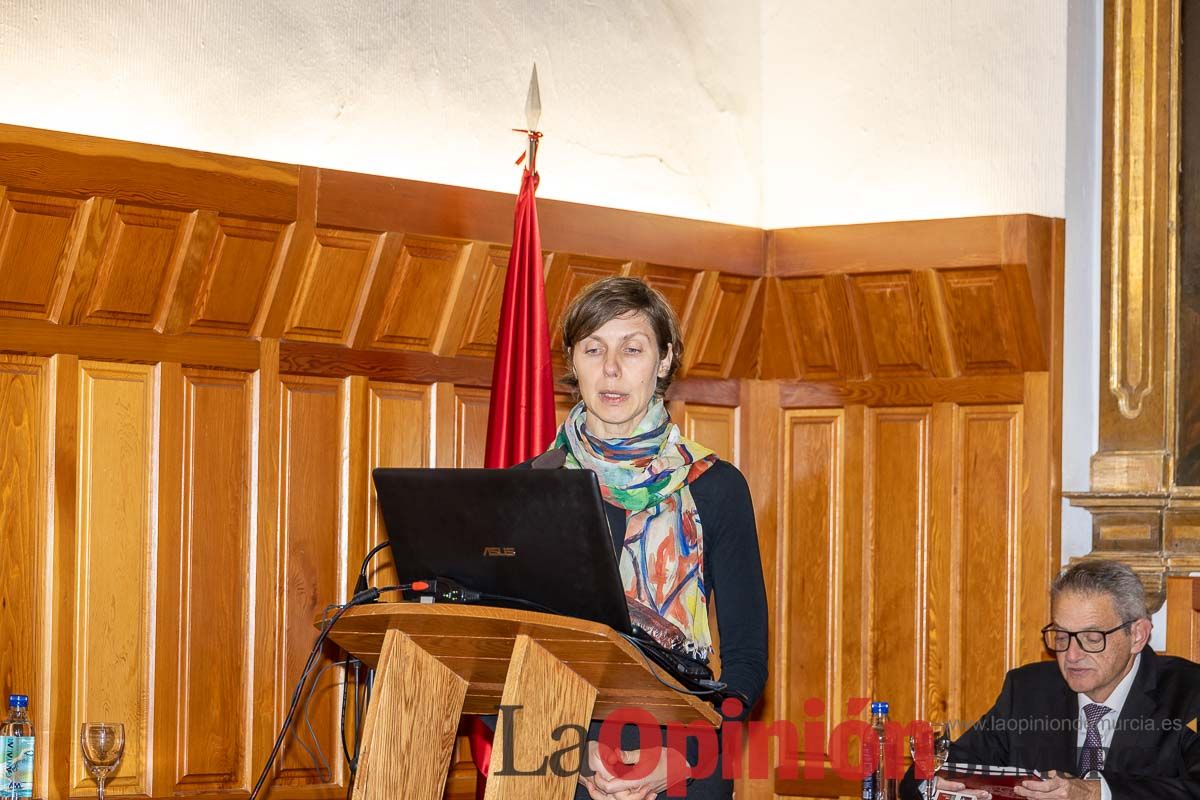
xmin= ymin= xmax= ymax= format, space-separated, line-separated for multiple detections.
xmin=578 ymin=741 xmax=689 ymax=800
xmin=579 ymin=742 xmax=647 ymax=800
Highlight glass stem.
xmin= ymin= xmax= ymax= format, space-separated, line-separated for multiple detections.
xmin=96 ymin=774 xmax=106 ymax=800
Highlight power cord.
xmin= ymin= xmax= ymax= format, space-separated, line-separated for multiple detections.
xmin=248 ymin=585 xmax=400 ymax=800
xmin=353 ymin=541 xmax=392 ymax=596
xmin=299 ymin=658 xmax=355 ymax=783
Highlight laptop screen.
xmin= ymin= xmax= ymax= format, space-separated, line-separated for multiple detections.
xmin=371 ymin=467 xmax=632 ymax=635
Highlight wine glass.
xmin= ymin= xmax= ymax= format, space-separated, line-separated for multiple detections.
xmin=908 ymin=721 xmax=952 ymax=800
xmin=80 ymin=723 xmax=125 ymax=800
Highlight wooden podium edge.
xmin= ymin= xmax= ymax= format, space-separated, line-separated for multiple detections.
xmin=350 ymin=629 xmax=468 ymax=800
xmin=484 ymin=633 xmax=599 ymax=800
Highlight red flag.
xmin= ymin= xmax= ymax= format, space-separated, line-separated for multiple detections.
xmin=483 ymin=168 xmax=557 ymax=468
xmin=468 ymin=167 xmax=557 ymax=796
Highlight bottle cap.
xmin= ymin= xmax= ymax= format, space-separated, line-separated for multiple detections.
xmin=871 ymin=701 xmax=889 ymax=714
xmin=8 ymin=694 xmax=28 ymax=708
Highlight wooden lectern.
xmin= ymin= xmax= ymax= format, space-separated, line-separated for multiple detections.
xmin=322 ymin=603 xmax=721 ymax=800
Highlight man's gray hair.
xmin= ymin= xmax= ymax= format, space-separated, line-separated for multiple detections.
xmin=1051 ymin=560 xmax=1149 ymax=622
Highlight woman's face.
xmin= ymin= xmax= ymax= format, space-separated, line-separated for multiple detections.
xmin=570 ymin=311 xmax=672 ymax=439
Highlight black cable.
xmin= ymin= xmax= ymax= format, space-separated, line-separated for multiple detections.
xmin=353 ymin=661 xmax=366 ymax=761
xmin=475 ymin=591 xmax=558 ymax=615
xmin=249 ymin=585 xmax=399 ymax=800
xmin=353 ymin=541 xmax=392 ymax=595
xmin=618 ymin=633 xmax=725 ymax=697
xmin=302 ymin=658 xmax=351 ymax=782
xmin=340 ymin=660 xmax=355 ymax=767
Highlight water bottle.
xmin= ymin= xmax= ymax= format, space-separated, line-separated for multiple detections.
xmin=0 ymin=695 xmax=34 ymax=800
xmin=861 ymin=701 xmax=897 ymax=800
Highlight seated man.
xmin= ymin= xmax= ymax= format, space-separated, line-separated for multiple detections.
xmin=902 ymin=560 xmax=1200 ymax=800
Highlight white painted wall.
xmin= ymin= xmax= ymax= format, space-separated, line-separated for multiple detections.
xmin=760 ymin=0 xmax=1068 ymax=228
xmin=1062 ymin=0 xmax=1101 ymax=566
xmin=0 ymin=1 xmax=1071 ymax=228
xmin=0 ymin=0 xmax=762 ymax=225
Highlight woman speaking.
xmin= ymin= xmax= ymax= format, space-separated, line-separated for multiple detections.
xmin=546 ymin=276 xmax=767 ymax=800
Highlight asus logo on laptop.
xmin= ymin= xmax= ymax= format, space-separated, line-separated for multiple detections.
xmin=483 ymin=546 xmax=517 ymax=557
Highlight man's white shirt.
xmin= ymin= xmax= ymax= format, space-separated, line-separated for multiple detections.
xmin=1076 ymin=652 xmax=1142 ymax=800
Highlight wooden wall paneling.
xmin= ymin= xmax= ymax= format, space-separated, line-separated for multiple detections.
xmin=779 ymin=409 xmax=844 ymax=768
xmin=1016 ymin=224 xmax=1060 ymax=659
xmin=282 ymin=228 xmax=386 ymax=346
xmin=954 ymin=405 xmax=1023 ymax=723
xmin=177 ymin=215 xmax=294 ymax=338
xmin=57 ymin=196 xmax=116 ymax=324
xmin=167 ymin=367 xmax=257 ymax=791
xmin=74 ymin=204 xmax=197 ymax=330
xmin=733 ymin=381 xmax=780 ymax=800
xmin=544 ymin=254 xmax=632 ymax=356
xmin=0 ymin=189 xmax=87 ymax=321
xmin=453 ymin=244 xmax=511 ymax=360
xmin=769 ymin=215 xmax=1028 ymax=276
xmin=1164 ymin=576 xmax=1200 ymax=661
xmin=757 ymin=278 xmax=797 ymax=380
xmin=730 ymin=278 xmax=765 ymax=379
xmin=935 ymin=267 xmax=1025 ymax=375
xmin=346 ymin=375 xmax=369 ymax=617
xmin=774 ymin=276 xmax=850 ymax=381
xmin=684 ymin=274 xmax=762 ymax=379
xmin=924 ymin=403 xmax=956 ymax=725
xmin=1017 ymin=372 xmax=1059 ymax=667
xmin=0 ymin=316 xmax=262 ymax=372
xmin=0 ymin=356 xmax=49 ymax=697
xmin=366 ymin=236 xmax=476 ymax=355
xmin=278 ymin=341 xmax=494 ymax=388
xmin=45 ymin=353 xmax=79 ymax=799
xmin=778 ymin=376 xmax=1026 ymax=410
xmin=864 ymin=407 xmax=930 ymax=724
xmin=71 ymin=361 xmax=156 ymax=794
xmin=819 ymin=274 xmax=862 ymax=378
xmin=261 ymin=167 xmax=318 ymax=340
xmin=153 ymin=361 xmax=184 ymax=797
xmin=914 ymin=269 xmax=960 ymax=378
xmin=0 ymin=356 xmax=51 ymax=794
xmin=628 ymin=262 xmax=705 ymax=338
xmin=251 ymin=338 xmax=283 ymax=793
xmin=845 ymin=272 xmax=936 ymax=380
xmin=313 ymin=167 xmax=765 ymax=276
xmin=160 ymin=211 xmax=220 ymax=335
xmin=0 ymin=124 xmax=300 ymax=220
xmin=836 ymin=403 xmax=867 ymax=740
xmin=276 ymin=374 xmax=349 ymax=787
xmin=433 ymin=385 xmax=491 ymax=469
xmin=365 ymin=381 xmax=432 ymax=588
xmin=999 ymin=262 xmax=1050 ymax=372
xmin=680 ymin=403 xmax=739 ymax=464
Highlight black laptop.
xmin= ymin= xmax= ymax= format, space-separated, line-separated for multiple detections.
xmin=371 ymin=467 xmax=632 ymax=635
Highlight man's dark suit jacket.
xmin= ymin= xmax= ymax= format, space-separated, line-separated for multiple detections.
xmin=900 ymin=648 xmax=1200 ymax=799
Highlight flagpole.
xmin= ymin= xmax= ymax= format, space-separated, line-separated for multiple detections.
xmin=525 ymin=63 xmax=541 ymax=171
xmin=472 ymin=62 xmax=555 ymax=798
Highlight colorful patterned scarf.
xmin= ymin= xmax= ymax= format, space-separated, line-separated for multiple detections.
xmin=552 ymin=398 xmax=717 ymax=659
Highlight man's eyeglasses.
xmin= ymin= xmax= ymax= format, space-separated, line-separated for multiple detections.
xmin=1041 ymin=621 xmax=1133 ymax=653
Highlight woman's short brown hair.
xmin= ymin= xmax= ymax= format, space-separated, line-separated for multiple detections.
xmin=560 ymin=276 xmax=683 ymax=397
